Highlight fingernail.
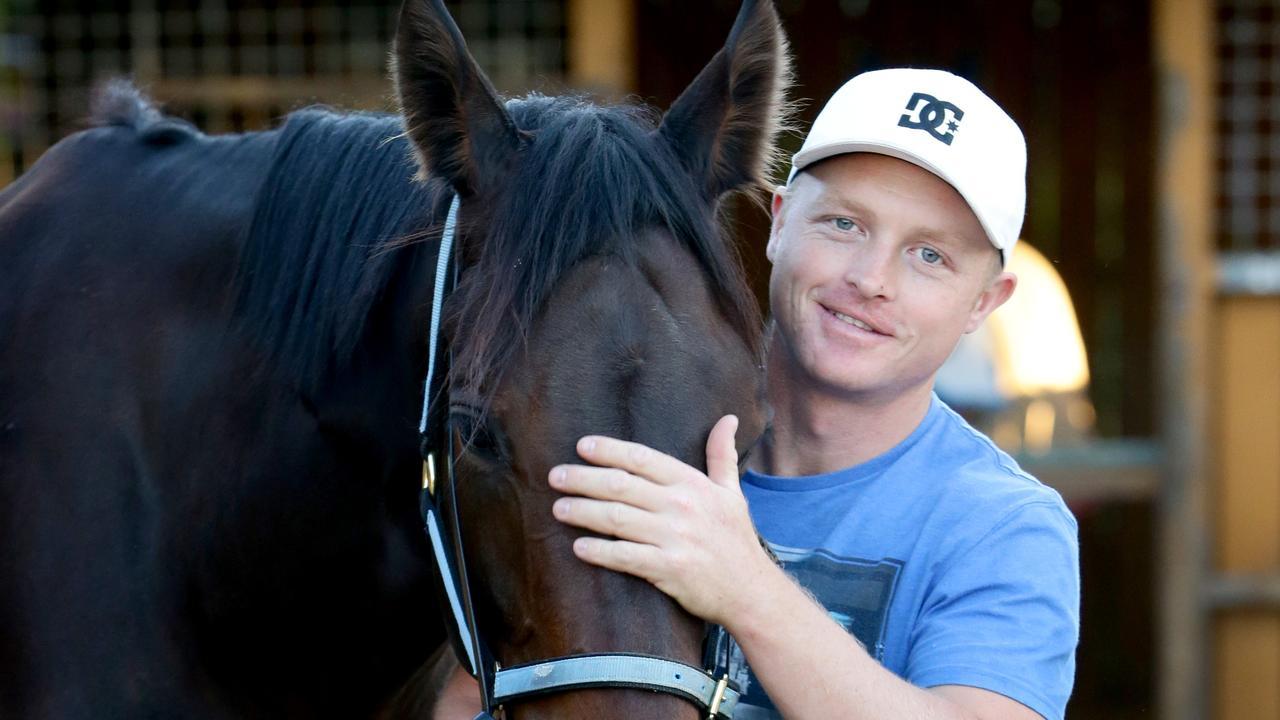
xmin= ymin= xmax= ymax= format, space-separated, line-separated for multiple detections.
xmin=550 ymin=467 xmax=566 ymax=487
xmin=579 ymin=437 xmax=596 ymax=454
xmin=553 ymin=499 xmax=569 ymax=518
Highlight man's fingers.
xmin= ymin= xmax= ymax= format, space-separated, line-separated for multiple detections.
xmin=706 ymin=414 xmax=740 ymax=488
xmin=572 ymin=537 xmax=662 ymax=580
xmin=549 ymin=466 xmax=663 ymax=510
xmin=575 ymin=436 xmax=693 ymax=485
xmin=553 ymin=497 xmax=665 ymax=543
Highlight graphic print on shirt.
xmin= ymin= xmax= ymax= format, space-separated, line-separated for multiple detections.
xmin=730 ymin=547 xmax=904 ymax=719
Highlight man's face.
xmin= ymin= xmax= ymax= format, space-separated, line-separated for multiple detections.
xmin=766 ymin=152 xmax=1015 ymax=402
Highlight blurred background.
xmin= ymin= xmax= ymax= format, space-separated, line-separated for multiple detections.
xmin=0 ymin=0 xmax=1274 ymax=717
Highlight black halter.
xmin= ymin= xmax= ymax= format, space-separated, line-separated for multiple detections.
xmin=416 ymin=195 xmax=740 ymax=719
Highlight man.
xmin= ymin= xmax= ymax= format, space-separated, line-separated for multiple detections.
xmin=440 ymin=69 xmax=1080 ymax=720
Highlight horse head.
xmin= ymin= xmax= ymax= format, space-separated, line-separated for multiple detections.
xmin=394 ymin=0 xmax=788 ymax=717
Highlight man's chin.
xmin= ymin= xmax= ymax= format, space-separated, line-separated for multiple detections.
xmin=804 ymin=362 xmax=892 ymax=399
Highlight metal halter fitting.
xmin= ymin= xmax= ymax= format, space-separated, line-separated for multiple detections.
xmin=417 ymin=195 xmax=740 ymax=719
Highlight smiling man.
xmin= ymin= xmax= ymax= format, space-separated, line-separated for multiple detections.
xmin=433 ymin=69 xmax=1080 ymax=720
xmin=548 ymin=69 xmax=1080 ymax=720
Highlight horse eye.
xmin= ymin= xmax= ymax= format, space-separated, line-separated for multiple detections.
xmin=449 ymin=409 xmax=504 ymax=461
xmin=467 ymin=425 xmax=501 ymax=457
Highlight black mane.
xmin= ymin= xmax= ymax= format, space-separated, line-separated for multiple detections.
xmin=234 ymin=94 xmax=762 ymax=399
xmin=233 ymin=109 xmax=446 ymax=394
xmin=91 ymin=78 xmax=201 ymax=145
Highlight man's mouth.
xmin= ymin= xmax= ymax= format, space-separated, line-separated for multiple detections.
xmin=831 ymin=309 xmax=877 ymax=333
xmin=822 ymin=304 xmax=890 ymax=336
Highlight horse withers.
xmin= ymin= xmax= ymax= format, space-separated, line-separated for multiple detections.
xmin=0 ymin=0 xmax=788 ymax=717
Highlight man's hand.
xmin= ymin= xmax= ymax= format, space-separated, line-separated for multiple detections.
xmin=547 ymin=415 xmax=777 ymax=625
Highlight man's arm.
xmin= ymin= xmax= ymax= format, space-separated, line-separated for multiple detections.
xmin=718 ymin=551 xmax=1039 ymax=719
xmin=549 ymin=415 xmax=1044 ymax=720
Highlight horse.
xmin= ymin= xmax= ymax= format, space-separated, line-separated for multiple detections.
xmin=0 ymin=0 xmax=787 ymax=717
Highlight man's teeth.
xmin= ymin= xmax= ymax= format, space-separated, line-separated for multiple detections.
xmin=833 ymin=310 xmax=876 ymax=333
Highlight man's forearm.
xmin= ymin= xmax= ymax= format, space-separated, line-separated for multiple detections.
xmin=726 ymin=564 xmax=979 ymax=720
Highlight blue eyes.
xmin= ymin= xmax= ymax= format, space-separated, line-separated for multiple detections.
xmin=827 ymin=217 xmax=947 ymax=268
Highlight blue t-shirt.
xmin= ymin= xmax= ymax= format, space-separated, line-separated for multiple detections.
xmin=731 ymin=394 xmax=1079 ymax=720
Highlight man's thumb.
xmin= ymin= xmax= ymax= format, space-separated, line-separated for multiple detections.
xmin=706 ymin=414 xmax=740 ymax=487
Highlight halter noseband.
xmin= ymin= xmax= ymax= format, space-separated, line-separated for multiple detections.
xmin=417 ymin=195 xmax=740 ymax=719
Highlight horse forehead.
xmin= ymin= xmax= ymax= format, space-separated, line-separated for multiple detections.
xmin=500 ymin=239 xmax=732 ymax=448
xmin=541 ymin=237 xmax=714 ymax=367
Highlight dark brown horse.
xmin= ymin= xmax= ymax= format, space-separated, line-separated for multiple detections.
xmin=0 ymin=1 xmax=787 ymax=717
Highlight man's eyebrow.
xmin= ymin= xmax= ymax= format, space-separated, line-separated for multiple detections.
xmin=912 ymin=228 xmax=958 ymax=247
xmin=911 ymin=227 xmax=990 ymax=259
xmin=811 ymin=190 xmax=877 ymax=220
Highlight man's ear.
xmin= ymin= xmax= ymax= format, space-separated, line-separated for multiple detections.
xmin=964 ymin=271 xmax=1017 ymax=334
xmin=766 ymin=185 xmax=788 ymax=263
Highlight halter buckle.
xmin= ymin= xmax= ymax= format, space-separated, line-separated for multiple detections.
xmin=423 ymin=454 xmax=438 ymax=495
xmin=707 ymin=675 xmax=730 ymax=719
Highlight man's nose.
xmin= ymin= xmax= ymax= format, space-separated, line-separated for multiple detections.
xmin=843 ymin=244 xmax=896 ymax=300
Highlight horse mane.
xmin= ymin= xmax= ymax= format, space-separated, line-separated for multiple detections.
xmin=446 ymin=94 xmax=764 ymax=399
xmin=233 ymin=94 xmax=763 ymax=403
xmin=90 ymin=78 xmax=200 ymax=145
xmin=233 ymin=109 xmax=446 ymax=394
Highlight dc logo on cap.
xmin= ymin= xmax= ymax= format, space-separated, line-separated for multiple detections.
xmin=898 ymin=92 xmax=965 ymax=145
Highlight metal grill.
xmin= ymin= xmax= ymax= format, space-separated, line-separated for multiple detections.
xmin=1217 ymin=0 xmax=1279 ymax=251
xmin=0 ymin=0 xmax=565 ymax=185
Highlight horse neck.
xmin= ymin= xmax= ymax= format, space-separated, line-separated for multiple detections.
xmin=307 ymin=236 xmax=442 ymax=456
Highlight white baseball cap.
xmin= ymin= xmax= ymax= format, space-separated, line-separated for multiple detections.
xmin=788 ymin=68 xmax=1026 ymax=264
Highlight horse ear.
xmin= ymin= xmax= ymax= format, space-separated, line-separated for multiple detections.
xmin=392 ymin=0 xmax=522 ymax=195
xmin=657 ymin=0 xmax=792 ymax=200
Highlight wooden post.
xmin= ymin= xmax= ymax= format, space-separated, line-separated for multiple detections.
xmin=1154 ymin=0 xmax=1215 ymax=718
xmin=1214 ymin=296 xmax=1280 ymax=719
xmin=565 ymin=0 xmax=635 ymax=96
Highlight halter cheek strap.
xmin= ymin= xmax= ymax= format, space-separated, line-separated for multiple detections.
xmin=417 ymin=194 xmax=497 ymax=710
xmin=418 ymin=194 xmax=461 ymax=437
xmin=417 ymin=194 xmax=740 ymax=719
xmin=419 ymin=200 xmax=470 ymax=670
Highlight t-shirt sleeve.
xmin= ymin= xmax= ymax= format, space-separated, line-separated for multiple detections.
xmin=904 ymin=499 xmax=1080 ymax=720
